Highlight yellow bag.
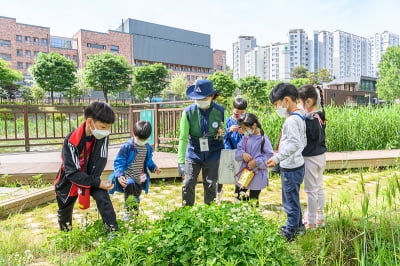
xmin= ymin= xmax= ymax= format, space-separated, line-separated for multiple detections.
xmin=236 ymin=168 xmax=255 ymax=188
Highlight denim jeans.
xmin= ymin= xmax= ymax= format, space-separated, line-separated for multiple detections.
xmin=280 ymin=165 xmax=305 ymax=231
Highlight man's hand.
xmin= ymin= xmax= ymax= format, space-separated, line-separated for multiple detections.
xmin=178 ymin=163 xmax=185 ymax=177
xmin=100 ymin=180 xmax=114 ymax=190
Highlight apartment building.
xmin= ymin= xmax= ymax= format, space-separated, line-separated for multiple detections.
xmin=318 ymin=30 xmax=334 ymax=76
xmin=288 ymin=29 xmax=309 ymax=73
xmin=333 ymin=30 xmax=372 ymax=79
xmin=232 ymin=36 xmax=257 ymax=80
xmin=370 ymin=31 xmax=399 ymax=76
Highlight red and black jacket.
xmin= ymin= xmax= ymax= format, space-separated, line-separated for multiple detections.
xmin=54 ymin=121 xmax=109 ymax=203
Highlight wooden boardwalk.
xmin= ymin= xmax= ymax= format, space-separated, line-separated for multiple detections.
xmin=0 ymin=146 xmax=399 ymax=183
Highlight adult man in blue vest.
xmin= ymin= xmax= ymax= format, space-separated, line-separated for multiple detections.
xmin=178 ymin=80 xmax=225 ymax=206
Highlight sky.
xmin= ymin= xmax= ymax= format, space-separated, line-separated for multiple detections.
xmin=2 ymin=0 xmax=399 ymax=67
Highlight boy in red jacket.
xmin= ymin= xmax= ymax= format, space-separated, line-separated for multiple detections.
xmin=54 ymin=102 xmax=117 ymax=232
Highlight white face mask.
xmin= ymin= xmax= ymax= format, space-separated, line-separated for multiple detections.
xmin=135 ymin=138 xmax=148 ymax=146
xmin=243 ymin=129 xmax=254 ymax=136
xmin=91 ymin=121 xmax=110 ymax=140
xmin=276 ymin=106 xmax=288 ymax=118
xmin=195 ymin=100 xmax=211 ymax=109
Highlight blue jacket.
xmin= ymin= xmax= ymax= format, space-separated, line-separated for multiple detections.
xmin=108 ymin=137 xmax=157 ymax=194
xmin=223 ymin=116 xmax=243 ymax=150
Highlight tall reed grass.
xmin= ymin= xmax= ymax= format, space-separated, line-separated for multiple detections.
xmin=249 ymin=105 xmax=400 ymax=151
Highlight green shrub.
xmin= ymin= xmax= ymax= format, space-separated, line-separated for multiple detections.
xmin=71 ymin=203 xmax=299 ymax=265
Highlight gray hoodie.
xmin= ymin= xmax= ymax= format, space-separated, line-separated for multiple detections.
xmin=272 ymin=110 xmax=307 ymax=169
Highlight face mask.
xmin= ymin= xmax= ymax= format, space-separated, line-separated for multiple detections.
xmin=91 ymin=121 xmax=110 ymax=140
xmin=195 ymin=100 xmax=211 ymax=109
xmin=243 ymin=129 xmax=254 ymax=136
xmin=276 ymin=106 xmax=288 ymax=118
xmin=135 ymin=138 xmax=148 ymax=146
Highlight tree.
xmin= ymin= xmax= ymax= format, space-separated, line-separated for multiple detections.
xmin=132 ymin=63 xmax=169 ymax=102
xmin=0 ymin=58 xmax=23 ymax=98
xmin=377 ymin=46 xmax=400 ymax=101
xmin=290 ymin=78 xmax=312 ymax=88
xmin=66 ymin=69 xmax=92 ymax=105
xmin=84 ymin=52 xmax=132 ymax=103
xmin=208 ymin=71 xmax=237 ymax=108
xmin=318 ymin=68 xmax=332 ymax=83
xmin=291 ymin=65 xmax=308 ymax=79
xmin=30 ymin=52 xmax=76 ymax=104
xmin=238 ymin=76 xmax=270 ymax=108
xmin=165 ymin=73 xmax=187 ymax=100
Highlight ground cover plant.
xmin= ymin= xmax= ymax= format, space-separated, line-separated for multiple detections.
xmin=1 ymin=167 xmax=400 ymax=265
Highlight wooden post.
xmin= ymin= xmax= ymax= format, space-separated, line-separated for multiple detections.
xmin=154 ymin=102 xmax=159 ymax=150
xmin=129 ymin=104 xmax=134 ymax=137
xmin=23 ymin=105 xmax=30 ymax=152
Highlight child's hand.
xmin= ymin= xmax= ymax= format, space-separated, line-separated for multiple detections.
xmin=117 ymin=176 xmax=127 ymax=188
xmin=237 ymin=127 xmax=244 ymax=135
xmin=100 ymin=180 xmax=114 ymax=190
xmin=242 ymin=152 xmax=252 ymax=162
xmin=266 ymin=158 xmax=276 ymax=167
xmin=248 ymin=159 xmax=256 ymax=169
xmin=155 ymin=168 xmax=161 ymax=174
xmin=230 ymin=125 xmax=239 ymax=132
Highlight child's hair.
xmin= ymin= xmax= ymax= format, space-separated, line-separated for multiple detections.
xmin=237 ymin=113 xmax=265 ymax=153
xmin=298 ymin=84 xmax=326 ymax=120
xmin=269 ymin=83 xmax=298 ymax=104
xmin=133 ymin=120 xmax=152 ymax=140
xmin=84 ymin=102 xmax=115 ymax=124
xmin=233 ymin=97 xmax=248 ymax=110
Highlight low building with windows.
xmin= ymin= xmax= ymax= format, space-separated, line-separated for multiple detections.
xmin=0 ymin=16 xmax=225 ymax=85
xmin=323 ymin=76 xmax=377 ymax=106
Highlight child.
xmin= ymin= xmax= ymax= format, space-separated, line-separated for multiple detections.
xmin=266 ymin=83 xmax=307 ymax=241
xmin=109 ymin=120 xmax=161 ymax=220
xmin=218 ymin=97 xmax=247 ymax=198
xmin=54 ymin=102 xmax=118 ymax=232
xmin=298 ymin=85 xmax=327 ymax=229
xmin=178 ymin=79 xmax=225 ymax=206
xmin=235 ymin=113 xmax=273 ymax=203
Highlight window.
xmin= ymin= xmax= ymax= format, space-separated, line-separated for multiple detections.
xmin=25 ymin=50 xmax=31 ymax=58
xmin=34 ymin=51 xmax=39 ymax=58
xmin=17 ymin=49 xmax=23 ymax=57
xmin=25 ymin=36 xmax=31 ymax=44
xmin=0 ymin=39 xmax=11 ymax=47
xmin=0 ymin=53 xmax=11 ymax=61
xmin=33 ymin=37 xmax=39 ymax=45
xmin=41 ymin=38 xmax=48 ymax=46
xmin=16 ymin=35 xmax=22 ymax=42
xmin=72 ymin=55 xmax=78 ymax=62
xmin=26 ymin=62 xmax=31 ymax=69
xmin=17 ymin=62 xmax=23 ymax=69
xmin=110 ymin=45 xmax=119 ymax=52
xmin=65 ymin=55 xmax=70 ymax=59
xmin=87 ymin=43 xmax=106 ymax=49
xmin=50 ymin=37 xmax=72 ymax=49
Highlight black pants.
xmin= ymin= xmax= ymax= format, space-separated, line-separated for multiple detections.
xmin=56 ymin=187 xmax=118 ymax=232
xmin=234 ymin=186 xmax=261 ymax=202
xmin=124 ymin=182 xmax=142 ymax=213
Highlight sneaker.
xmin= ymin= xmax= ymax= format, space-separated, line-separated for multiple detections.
xmin=305 ymin=223 xmax=316 ymax=230
xmin=316 ymin=219 xmax=325 ymax=228
xmin=279 ymin=228 xmax=296 ymax=242
xmin=296 ymin=224 xmax=306 ymax=235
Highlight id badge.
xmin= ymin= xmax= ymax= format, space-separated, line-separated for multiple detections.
xmin=199 ymin=137 xmax=209 ymax=152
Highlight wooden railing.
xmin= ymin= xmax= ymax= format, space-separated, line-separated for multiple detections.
xmin=129 ymin=100 xmax=192 ymax=150
xmin=0 ymin=105 xmax=130 ymax=152
xmin=0 ymin=101 xmax=193 ymax=152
